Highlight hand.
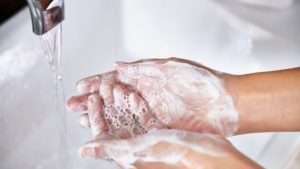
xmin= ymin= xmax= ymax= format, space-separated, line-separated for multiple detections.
xmin=67 ymin=58 xmax=239 ymax=138
xmin=79 ymin=129 xmax=263 ymax=169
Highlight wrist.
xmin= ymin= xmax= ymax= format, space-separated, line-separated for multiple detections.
xmin=181 ymin=145 xmax=263 ymax=169
xmin=223 ymin=68 xmax=300 ymax=134
xmin=222 ymin=74 xmax=260 ymax=134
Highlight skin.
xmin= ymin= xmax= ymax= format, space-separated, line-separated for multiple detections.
xmin=68 ymin=58 xmax=239 ymax=138
xmin=79 ymin=130 xmax=263 ymax=169
xmin=224 ymin=68 xmax=300 ymax=134
xmin=67 ymin=57 xmax=300 ymax=169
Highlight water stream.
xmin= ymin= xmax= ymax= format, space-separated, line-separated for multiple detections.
xmin=39 ymin=25 xmax=71 ymax=169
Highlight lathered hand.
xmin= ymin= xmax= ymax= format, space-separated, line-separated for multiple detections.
xmin=67 ymin=58 xmax=239 ymax=138
xmin=79 ymin=130 xmax=262 ymax=169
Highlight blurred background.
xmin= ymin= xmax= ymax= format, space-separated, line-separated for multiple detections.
xmin=0 ymin=0 xmax=300 ymax=169
xmin=0 ymin=1 xmax=26 ymax=25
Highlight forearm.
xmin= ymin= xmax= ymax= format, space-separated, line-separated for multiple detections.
xmin=224 ymin=68 xmax=300 ymax=134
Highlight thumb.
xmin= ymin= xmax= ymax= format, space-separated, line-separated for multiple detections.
xmin=79 ymin=137 xmax=131 ymax=159
xmin=80 ymin=137 xmax=136 ymax=169
xmin=79 ymin=130 xmax=192 ymax=168
xmin=79 ymin=135 xmax=141 ymax=169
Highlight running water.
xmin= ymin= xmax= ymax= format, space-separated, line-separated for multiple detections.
xmin=39 ymin=25 xmax=71 ymax=169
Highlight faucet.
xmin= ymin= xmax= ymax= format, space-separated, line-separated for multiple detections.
xmin=26 ymin=0 xmax=64 ymax=35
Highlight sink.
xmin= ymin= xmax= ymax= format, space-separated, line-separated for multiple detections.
xmin=0 ymin=0 xmax=299 ymax=169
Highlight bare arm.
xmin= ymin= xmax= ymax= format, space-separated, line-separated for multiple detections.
xmin=224 ymin=68 xmax=300 ymax=134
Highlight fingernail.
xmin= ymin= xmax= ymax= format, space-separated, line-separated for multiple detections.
xmin=66 ymin=102 xmax=87 ymax=112
xmin=66 ymin=104 xmax=72 ymax=112
xmin=76 ymin=104 xmax=88 ymax=112
xmin=79 ymin=115 xmax=90 ymax=128
xmin=88 ymin=94 xmax=98 ymax=103
xmin=91 ymin=127 xmax=101 ymax=137
xmin=76 ymin=82 xmax=88 ymax=93
xmin=80 ymin=147 xmax=96 ymax=158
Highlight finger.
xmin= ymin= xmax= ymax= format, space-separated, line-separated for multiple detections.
xmin=112 ymin=84 xmax=161 ymax=137
xmin=79 ymin=133 xmax=114 ymax=159
xmin=99 ymin=71 xmax=116 ymax=106
xmin=79 ymin=113 xmax=90 ymax=128
xmin=128 ymin=91 xmax=162 ymax=130
xmin=128 ymin=91 xmax=148 ymax=124
xmin=79 ymin=135 xmax=126 ymax=159
xmin=79 ymin=130 xmax=184 ymax=166
xmin=79 ymin=140 xmax=108 ymax=159
xmin=79 ymin=130 xmax=171 ymax=159
xmin=115 ymin=162 xmax=127 ymax=169
xmin=80 ymin=140 xmax=139 ymax=169
xmin=104 ymin=84 xmax=134 ymax=138
xmin=76 ymin=75 xmax=101 ymax=94
xmin=87 ymin=94 xmax=107 ymax=137
xmin=113 ymin=83 xmax=130 ymax=109
xmin=79 ymin=137 xmax=140 ymax=160
xmin=67 ymin=94 xmax=89 ymax=112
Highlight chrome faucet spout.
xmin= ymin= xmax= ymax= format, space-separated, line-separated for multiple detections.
xmin=26 ymin=0 xmax=64 ymax=35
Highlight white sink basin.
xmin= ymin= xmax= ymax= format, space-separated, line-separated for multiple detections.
xmin=0 ymin=0 xmax=299 ymax=169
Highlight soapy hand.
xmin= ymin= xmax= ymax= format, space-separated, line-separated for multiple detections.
xmin=67 ymin=70 xmax=164 ymax=138
xmin=79 ymin=129 xmax=262 ymax=169
xmin=67 ymin=58 xmax=239 ymax=138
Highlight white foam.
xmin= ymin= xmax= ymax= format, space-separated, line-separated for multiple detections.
xmin=101 ymin=130 xmax=227 ymax=169
xmin=119 ymin=60 xmax=239 ymax=136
